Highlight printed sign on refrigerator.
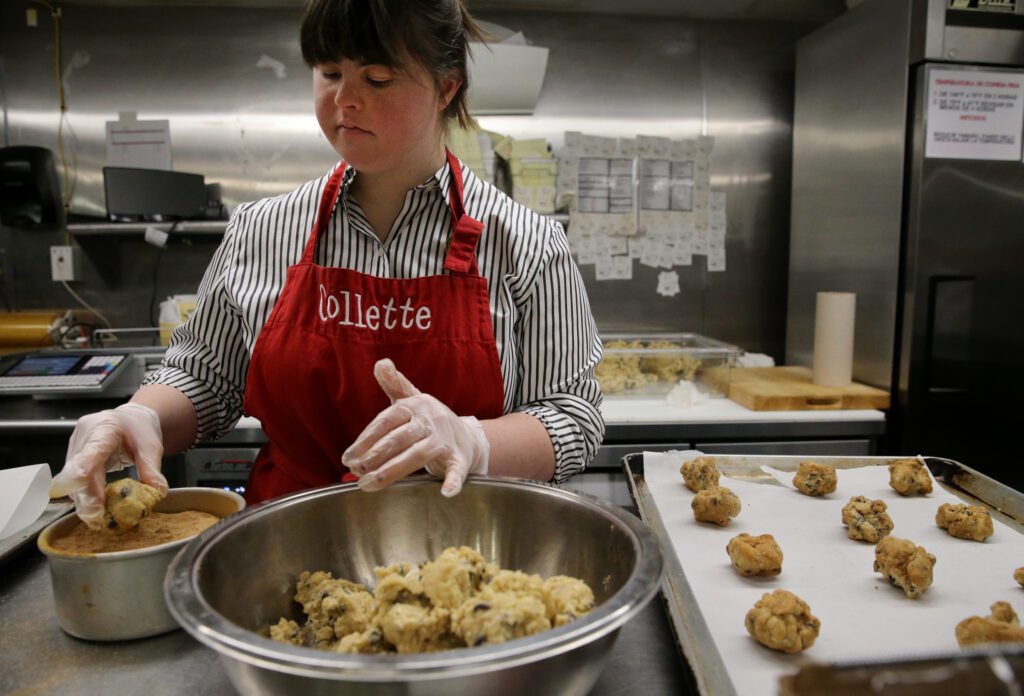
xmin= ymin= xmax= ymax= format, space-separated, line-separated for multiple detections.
xmin=925 ymin=68 xmax=1024 ymax=161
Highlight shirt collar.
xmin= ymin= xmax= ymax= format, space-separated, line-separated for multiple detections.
xmin=336 ymin=154 xmax=472 ymax=207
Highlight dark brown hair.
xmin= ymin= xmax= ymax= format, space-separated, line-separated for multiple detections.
xmin=301 ymin=0 xmax=485 ymax=130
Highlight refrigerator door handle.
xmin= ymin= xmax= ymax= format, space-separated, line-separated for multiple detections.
xmin=924 ymin=275 xmax=975 ymax=397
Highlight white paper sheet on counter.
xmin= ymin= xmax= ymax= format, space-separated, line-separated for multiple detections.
xmin=0 ymin=464 xmax=51 ymax=541
xmin=644 ymin=451 xmax=1024 ymax=696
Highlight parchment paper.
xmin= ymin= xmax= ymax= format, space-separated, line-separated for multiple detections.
xmin=644 ymin=450 xmax=1024 ymax=696
xmin=0 ymin=463 xmax=51 ymax=541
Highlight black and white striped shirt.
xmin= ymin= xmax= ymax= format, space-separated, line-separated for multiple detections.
xmin=144 ymin=158 xmax=605 ymax=482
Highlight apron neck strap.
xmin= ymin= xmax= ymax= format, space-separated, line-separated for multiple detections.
xmin=301 ymin=152 xmax=483 ymax=275
xmin=301 ymin=161 xmax=349 ymax=264
xmin=442 ymin=149 xmax=482 ymax=276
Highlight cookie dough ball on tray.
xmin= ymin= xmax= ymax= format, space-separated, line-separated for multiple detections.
xmin=841 ymin=496 xmax=894 ymax=543
xmin=889 ymin=458 xmax=933 ymax=496
xmin=744 ymin=589 xmax=820 ymax=654
xmin=936 ymin=503 xmax=994 ymax=542
xmin=727 ymin=533 xmax=783 ymax=577
xmin=102 ymin=478 xmax=165 ymax=530
xmin=873 ymin=536 xmax=936 ymax=599
xmin=956 ymin=601 xmax=1024 ymax=648
xmin=792 ymin=461 xmax=837 ymax=497
xmin=1015 ymin=568 xmax=1024 ymax=588
xmin=680 ymin=456 xmax=720 ymax=492
xmin=692 ymin=486 xmax=741 ymax=527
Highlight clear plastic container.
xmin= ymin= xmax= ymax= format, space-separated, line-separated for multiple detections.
xmin=597 ymin=333 xmax=740 ymax=398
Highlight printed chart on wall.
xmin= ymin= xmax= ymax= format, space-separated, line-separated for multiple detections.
xmin=925 ymin=67 xmax=1024 ymax=161
xmin=559 ymin=131 xmax=727 ymax=296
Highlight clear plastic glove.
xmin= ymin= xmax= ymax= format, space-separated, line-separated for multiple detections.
xmin=49 ymin=402 xmax=166 ymax=530
xmin=342 ymin=359 xmax=489 ymax=497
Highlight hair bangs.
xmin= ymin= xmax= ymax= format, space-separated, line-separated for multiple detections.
xmin=301 ymin=0 xmax=406 ymax=69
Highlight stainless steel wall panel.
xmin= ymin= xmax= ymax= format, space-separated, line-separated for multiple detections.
xmin=2 ymin=5 xmax=805 ymax=355
xmin=785 ymin=0 xmax=913 ymax=388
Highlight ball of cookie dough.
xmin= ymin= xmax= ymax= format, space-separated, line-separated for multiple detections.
xmin=102 ymin=478 xmax=166 ymax=530
xmin=1015 ymin=568 xmax=1024 ymax=588
xmin=295 ymin=571 xmax=376 ymax=648
xmin=377 ymin=602 xmax=455 ymax=654
xmin=936 ymin=503 xmax=994 ymax=542
xmin=727 ymin=533 xmax=783 ymax=577
xmin=420 ymin=546 xmax=496 ymax=610
xmin=792 ymin=461 xmax=837 ymax=497
xmin=744 ymin=589 xmax=820 ymax=654
xmin=452 ymin=591 xmax=551 ymax=647
xmin=888 ymin=458 xmax=933 ymax=496
xmin=691 ymin=486 xmax=741 ymax=527
xmin=956 ymin=601 xmax=1024 ymax=648
xmin=841 ymin=496 xmax=894 ymax=543
xmin=680 ymin=456 xmax=720 ymax=492
xmin=873 ymin=536 xmax=936 ymax=599
xmin=541 ymin=575 xmax=595 ymax=627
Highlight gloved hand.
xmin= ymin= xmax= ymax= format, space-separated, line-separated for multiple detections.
xmin=342 ymin=359 xmax=489 ymax=497
xmin=49 ymin=402 xmax=166 ymax=530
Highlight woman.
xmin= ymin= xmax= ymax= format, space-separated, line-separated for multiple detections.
xmin=51 ymin=0 xmax=603 ymax=528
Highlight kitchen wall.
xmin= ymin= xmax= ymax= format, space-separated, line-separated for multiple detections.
xmin=0 ymin=2 xmax=815 ymax=357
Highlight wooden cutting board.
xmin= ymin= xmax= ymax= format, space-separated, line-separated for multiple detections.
xmin=705 ymin=366 xmax=890 ymax=411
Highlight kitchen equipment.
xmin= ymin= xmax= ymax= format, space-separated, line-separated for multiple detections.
xmin=0 ymin=347 xmax=160 ymax=398
xmin=0 ymin=145 xmax=64 ymax=228
xmin=37 ymin=487 xmax=244 ymax=641
xmin=712 ymin=366 xmax=890 ymax=411
xmin=165 ymin=477 xmax=663 ymax=696
xmin=598 ymin=332 xmax=740 ymax=398
xmin=786 ymin=0 xmax=1024 ymax=482
xmin=624 ymin=452 xmax=1024 ymax=696
xmin=103 ymin=166 xmax=206 ymax=221
xmin=0 ymin=310 xmax=70 ymax=349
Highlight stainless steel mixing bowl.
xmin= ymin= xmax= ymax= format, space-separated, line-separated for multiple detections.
xmin=38 ymin=487 xmax=245 ymax=641
xmin=165 ymin=477 xmax=663 ymax=696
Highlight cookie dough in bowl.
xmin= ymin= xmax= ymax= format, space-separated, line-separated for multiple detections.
xmin=165 ymin=477 xmax=663 ymax=696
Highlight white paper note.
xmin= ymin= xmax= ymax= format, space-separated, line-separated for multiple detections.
xmin=926 ymin=69 xmax=1024 ymax=161
xmin=106 ymin=112 xmax=172 ymax=170
xmin=0 ymin=464 xmax=52 ymax=541
xmin=656 ymin=270 xmax=680 ymax=297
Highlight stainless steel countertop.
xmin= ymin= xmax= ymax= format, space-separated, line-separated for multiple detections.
xmin=0 ymin=548 xmax=692 ymax=696
xmin=0 ymin=395 xmax=885 ymax=445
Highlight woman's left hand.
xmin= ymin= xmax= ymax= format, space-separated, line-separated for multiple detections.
xmin=342 ymin=359 xmax=490 ymax=497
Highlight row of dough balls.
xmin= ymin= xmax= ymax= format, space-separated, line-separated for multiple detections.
xmin=680 ymin=456 xmax=994 ymax=542
xmin=678 ymin=456 xmax=1024 ymax=653
xmin=680 ymin=456 xmax=935 ymax=498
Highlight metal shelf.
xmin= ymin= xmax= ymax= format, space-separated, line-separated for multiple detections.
xmin=67 ymin=221 xmax=228 ymax=236
xmin=69 ymin=215 xmax=568 ymax=235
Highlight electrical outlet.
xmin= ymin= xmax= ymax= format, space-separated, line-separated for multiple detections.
xmin=50 ymin=245 xmax=80 ymax=282
xmin=26 ymin=8 xmax=38 ymax=27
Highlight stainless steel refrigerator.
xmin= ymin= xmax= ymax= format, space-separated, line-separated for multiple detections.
xmin=786 ymin=0 xmax=1024 ymax=483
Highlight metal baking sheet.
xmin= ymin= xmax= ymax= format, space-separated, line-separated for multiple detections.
xmin=623 ymin=452 xmax=1024 ymax=696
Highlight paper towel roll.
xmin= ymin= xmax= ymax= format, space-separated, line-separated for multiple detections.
xmin=812 ymin=292 xmax=856 ymax=387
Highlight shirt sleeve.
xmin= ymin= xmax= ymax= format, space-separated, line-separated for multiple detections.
xmin=142 ymin=205 xmax=252 ymax=445
xmin=512 ymin=220 xmax=605 ymax=483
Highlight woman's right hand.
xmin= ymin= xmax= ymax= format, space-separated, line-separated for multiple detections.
xmin=49 ymin=402 xmax=166 ymax=530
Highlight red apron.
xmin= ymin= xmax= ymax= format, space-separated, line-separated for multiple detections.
xmin=241 ymin=150 xmax=505 ymax=504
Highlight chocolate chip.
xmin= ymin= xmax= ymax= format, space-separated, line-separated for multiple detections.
xmin=474 ymin=636 xmax=487 ymax=646
xmin=473 ymin=602 xmax=491 ymax=612
xmin=119 ymin=486 xmax=130 ymax=498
